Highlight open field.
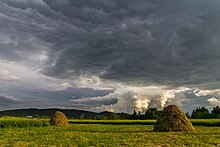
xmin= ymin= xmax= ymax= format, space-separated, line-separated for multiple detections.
xmin=0 ymin=118 xmax=219 ymax=146
xmin=69 ymin=119 xmax=220 ymax=126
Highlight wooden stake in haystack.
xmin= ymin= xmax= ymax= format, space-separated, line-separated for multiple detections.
xmin=50 ymin=111 xmax=68 ymax=126
xmin=153 ymin=105 xmax=195 ymax=132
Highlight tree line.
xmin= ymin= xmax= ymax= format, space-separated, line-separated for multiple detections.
xmin=93 ymin=106 xmax=220 ymax=120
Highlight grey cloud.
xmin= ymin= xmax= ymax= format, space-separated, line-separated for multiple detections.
xmin=0 ymin=93 xmax=18 ymax=108
xmin=0 ymin=69 xmax=20 ymax=82
xmin=70 ymin=96 xmax=117 ymax=109
xmin=0 ymin=93 xmax=17 ymax=101
xmin=0 ymin=69 xmax=20 ymax=87
xmin=33 ymin=0 xmax=220 ymax=89
xmin=1 ymin=0 xmax=220 ymax=112
xmin=0 ymin=78 xmax=112 ymax=110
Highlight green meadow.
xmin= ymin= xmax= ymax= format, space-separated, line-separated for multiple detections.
xmin=0 ymin=118 xmax=219 ymax=146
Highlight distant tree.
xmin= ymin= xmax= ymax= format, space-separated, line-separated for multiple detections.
xmin=94 ymin=115 xmax=107 ymax=120
xmin=144 ymin=108 xmax=159 ymax=119
xmin=191 ymin=107 xmax=210 ymax=119
xmin=80 ymin=113 xmax=85 ymax=119
xmin=106 ymin=113 xmax=121 ymax=120
xmin=211 ymin=106 xmax=220 ymax=114
xmin=131 ymin=110 xmax=139 ymax=120
xmin=119 ymin=113 xmax=130 ymax=119
xmin=185 ymin=112 xmax=191 ymax=119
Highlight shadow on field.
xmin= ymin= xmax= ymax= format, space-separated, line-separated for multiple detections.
xmin=191 ymin=122 xmax=220 ymax=127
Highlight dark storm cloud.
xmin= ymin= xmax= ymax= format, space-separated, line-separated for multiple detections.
xmin=1 ymin=0 xmax=220 ymax=88
xmin=29 ymin=0 xmax=220 ymax=89
xmin=1 ymin=0 xmax=220 ymax=112
xmin=0 ymin=93 xmax=18 ymax=108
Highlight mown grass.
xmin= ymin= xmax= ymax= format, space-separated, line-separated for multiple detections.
xmin=0 ymin=117 xmax=49 ymax=128
xmin=0 ymin=118 xmax=219 ymax=146
xmin=69 ymin=119 xmax=220 ymax=126
xmin=69 ymin=119 xmax=156 ymax=125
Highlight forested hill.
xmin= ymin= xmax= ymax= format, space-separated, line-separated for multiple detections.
xmin=0 ymin=108 xmax=98 ymax=119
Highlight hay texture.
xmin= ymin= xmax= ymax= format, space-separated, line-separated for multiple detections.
xmin=153 ymin=105 xmax=194 ymax=132
xmin=50 ymin=111 xmax=68 ymax=126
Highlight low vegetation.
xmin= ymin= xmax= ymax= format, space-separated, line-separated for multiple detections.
xmin=0 ymin=106 xmax=218 ymax=146
xmin=0 ymin=118 xmax=219 ymax=146
xmin=0 ymin=117 xmax=49 ymax=128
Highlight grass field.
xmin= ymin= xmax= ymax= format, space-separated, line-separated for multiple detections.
xmin=69 ymin=119 xmax=220 ymax=126
xmin=0 ymin=118 xmax=219 ymax=146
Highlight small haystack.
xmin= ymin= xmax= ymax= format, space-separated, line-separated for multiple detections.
xmin=50 ymin=111 xmax=68 ymax=126
xmin=153 ymin=105 xmax=194 ymax=132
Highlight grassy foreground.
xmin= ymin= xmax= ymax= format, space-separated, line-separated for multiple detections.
xmin=0 ymin=118 xmax=219 ymax=146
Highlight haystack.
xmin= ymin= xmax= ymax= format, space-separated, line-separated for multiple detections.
xmin=50 ymin=111 xmax=68 ymax=126
xmin=153 ymin=105 xmax=194 ymax=132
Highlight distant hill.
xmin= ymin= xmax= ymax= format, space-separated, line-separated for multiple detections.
xmin=0 ymin=108 xmax=99 ymax=119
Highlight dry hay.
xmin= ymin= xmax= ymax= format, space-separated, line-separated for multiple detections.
xmin=50 ymin=111 xmax=68 ymax=126
xmin=153 ymin=105 xmax=195 ymax=132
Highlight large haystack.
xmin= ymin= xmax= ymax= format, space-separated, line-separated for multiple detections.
xmin=50 ymin=111 xmax=68 ymax=126
xmin=153 ymin=105 xmax=194 ymax=132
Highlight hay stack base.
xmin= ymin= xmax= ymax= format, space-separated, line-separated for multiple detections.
xmin=154 ymin=105 xmax=194 ymax=132
xmin=50 ymin=111 xmax=68 ymax=126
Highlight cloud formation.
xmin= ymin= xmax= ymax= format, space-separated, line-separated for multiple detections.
xmin=0 ymin=0 xmax=220 ymax=112
xmin=207 ymin=97 xmax=220 ymax=106
xmin=0 ymin=93 xmax=18 ymax=109
xmin=70 ymin=86 xmax=192 ymax=113
xmin=0 ymin=69 xmax=20 ymax=82
xmin=39 ymin=0 xmax=220 ymax=90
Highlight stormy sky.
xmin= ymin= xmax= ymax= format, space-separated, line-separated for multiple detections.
xmin=0 ymin=0 xmax=220 ymax=113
